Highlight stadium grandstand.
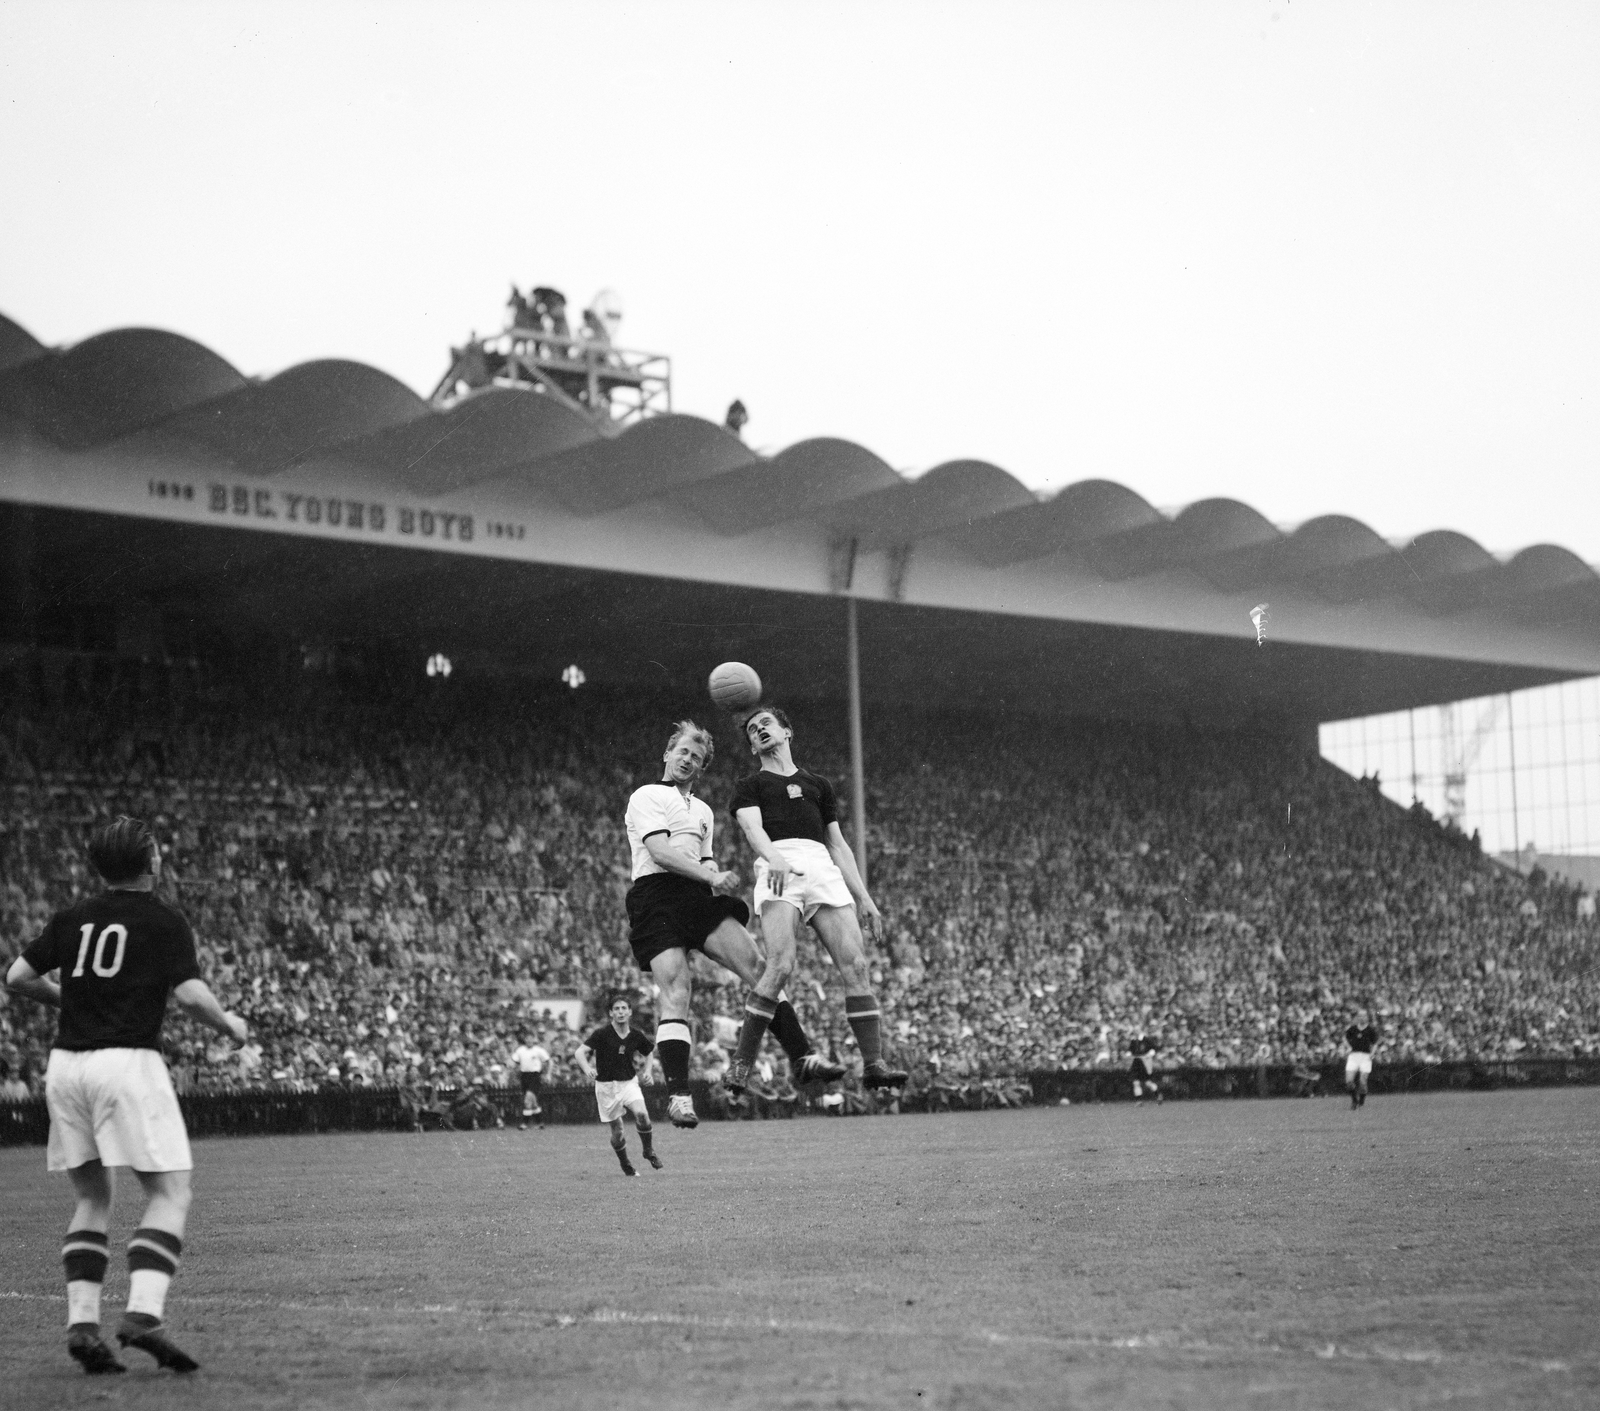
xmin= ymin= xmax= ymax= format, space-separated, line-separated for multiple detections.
xmin=3 ymin=302 xmax=1599 ymax=1107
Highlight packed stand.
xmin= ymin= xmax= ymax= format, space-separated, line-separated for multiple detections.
xmin=2 ymin=651 xmax=1596 ymax=1102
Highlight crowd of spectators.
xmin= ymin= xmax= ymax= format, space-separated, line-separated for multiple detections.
xmin=2 ymin=650 xmax=1595 ymax=1102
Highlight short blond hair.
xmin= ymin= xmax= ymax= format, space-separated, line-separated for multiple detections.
xmin=666 ymin=719 xmax=715 ymax=766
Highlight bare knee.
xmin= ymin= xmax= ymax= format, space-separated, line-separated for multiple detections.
xmin=67 ymin=1160 xmax=114 ymax=1208
xmin=758 ymin=953 xmax=795 ymax=994
xmin=661 ymin=975 xmax=691 ymax=1018
xmin=135 ymin=1169 xmax=193 ymax=1220
xmin=838 ymin=956 xmax=872 ymax=992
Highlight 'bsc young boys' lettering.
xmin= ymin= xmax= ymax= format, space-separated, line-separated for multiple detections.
xmin=206 ymin=484 xmax=489 ymax=542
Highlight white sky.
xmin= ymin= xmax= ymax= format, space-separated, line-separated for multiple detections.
xmin=3 ymin=1 xmax=1598 ymax=562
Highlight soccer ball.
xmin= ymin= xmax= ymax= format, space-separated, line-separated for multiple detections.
xmin=708 ymin=661 xmax=762 ymax=712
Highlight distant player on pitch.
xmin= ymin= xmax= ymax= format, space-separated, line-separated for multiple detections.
xmin=623 ymin=719 xmax=842 ymax=1130
xmin=1344 ymin=1009 xmax=1378 ymax=1108
xmin=5 ymin=816 xmax=249 ymax=1376
xmin=1129 ymin=1032 xmax=1162 ymax=1103
xmin=509 ymin=1031 xmax=551 ymax=1129
xmin=725 ymin=706 xmax=908 ymax=1094
xmin=574 ymin=994 xmax=663 ymax=1176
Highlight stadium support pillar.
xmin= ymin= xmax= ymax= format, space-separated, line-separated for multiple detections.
xmin=846 ymin=595 xmax=867 ymax=889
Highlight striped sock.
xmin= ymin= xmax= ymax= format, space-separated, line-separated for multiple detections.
xmin=769 ymin=999 xmax=814 ymax=1065
xmin=126 ymin=1227 xmax=183 ymax=1319
xmin=655 ymin=1019 xmax=694 ymax=1095
xmin=63 ymin=1228 xmax=109 ymax=1327
xmin=734 ymin=995 xmax=778 ymax=1066
xmin=845 ymin=993 xmax=884 ymax=1064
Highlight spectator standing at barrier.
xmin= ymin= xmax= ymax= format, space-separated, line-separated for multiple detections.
xmin=510 ymin=1031 xmax=550 ymax=1130
xmin=1344 ymin=1009 xmax=1378 ymax=1109
xmin=5 ymin=816 xmax=248 ymax=1377
xmin=1 ymin=1058 xmax=29 ymax=1101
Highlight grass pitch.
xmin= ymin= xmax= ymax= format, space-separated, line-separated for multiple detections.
xmin=3 ymin=1089 xmax=1597 ymax=1411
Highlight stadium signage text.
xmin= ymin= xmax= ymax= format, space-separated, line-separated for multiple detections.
xmin=140 ymin=478 xmax=533 ymax=544
xmin=203 ymin=481 xmax=473 ymax=540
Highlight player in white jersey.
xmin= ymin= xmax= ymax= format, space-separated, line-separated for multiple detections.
xmin=509 ymin=1033 xmax=551 ymax=1129
xmin=622 ymin=720 xmax=840 ymax=1130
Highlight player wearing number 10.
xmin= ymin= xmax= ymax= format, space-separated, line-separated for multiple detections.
xmin=6 ymin=816 xmax=249 ymax=1377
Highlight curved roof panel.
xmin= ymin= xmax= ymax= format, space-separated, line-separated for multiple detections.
xmin=161 ymin=360 xmax=430 ymax=475
xmin=0 ymin=313 xmax=45 ymax=373
xmin=1275 ymin=515 xmax=1413 ymax=602
xmin=943 ymin=478 xmax=1164 ymax=567
xmin=669 ymin=437 xmax=901 ymax=536
xmin=518 ymin=412 xmax=755 ymax=518
xmin=0 ymin=329 xmax=246 ymax=449
xmin=521 ymin=413 xmax=758 ymax=515
xmin=1494 ymin=543 xmax=1597 ymax=597
xmin=825 ymin=459 xmax=1036 ymax=550
xmin=337 ymin=387 xmax=601 ymax=497
xmin=1398 ymin=530 xmax=1499 ymax=583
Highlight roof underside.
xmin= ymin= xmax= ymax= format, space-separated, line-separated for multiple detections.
xmin=2 ymin=311 xmax=1596 ymax=724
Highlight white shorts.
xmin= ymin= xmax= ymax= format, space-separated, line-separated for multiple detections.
xmin=754 ymin=839 xmax=853 ymax=922
xmin=45 ymin=1048 xmax=193 ymax=1173
xmin=1345 ymin=1052 xmax=1373 ymax=1077
xmin=595 ymin=1078 xmax=646 ymax=1123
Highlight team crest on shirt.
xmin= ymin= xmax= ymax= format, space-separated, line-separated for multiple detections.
xmin=787 ymin=783 xmax=803 ymax=798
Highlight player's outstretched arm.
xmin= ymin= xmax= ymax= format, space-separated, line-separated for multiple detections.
xmin=643 ymin=834 xmax=730 ymax=890
xmin=700 ymin=854 xmax=742 ymax=897
xmin=824 ymin=823 xmax=882 ymax=937
xmin=5 ymin=956 xmax=60 ymax=1008
xmin=735 ymin=808 xmax=802 ymax=888
xmin=173 ymin=978 xmax=249 ymax=1044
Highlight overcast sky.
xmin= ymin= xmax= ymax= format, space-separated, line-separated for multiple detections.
xmin=3 ymin=1 xmax=1597 ymax=563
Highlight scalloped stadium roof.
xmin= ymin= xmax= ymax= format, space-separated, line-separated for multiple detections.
xmin=2 ymin=312 xmax=1597 ymax=726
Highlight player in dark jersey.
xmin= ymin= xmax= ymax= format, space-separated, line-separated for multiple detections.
xmin=724 ymin=706 xmax=907 ymax=1093
xmin=6 ymin=816 xmax=248 ymax=1376
xmin=1129 ymin=1033 xmax=1162 ymax=1103
xmin=1344 ymin=1009 xmax=1378 ymax=1108
xmin=574 ymin=994 xmax=663 ymax=1176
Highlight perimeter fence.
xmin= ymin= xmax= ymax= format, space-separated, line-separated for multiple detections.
xmin=4 ymin=1058 xmax=1598 ymax=1147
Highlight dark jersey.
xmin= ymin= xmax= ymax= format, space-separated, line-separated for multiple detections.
xmin=22 ymin=891 xmax=202 ymax=1052
xmin=583 ymin=1024 xmax=653 ymax=1082
xmin=1129 ymin=1036 xmax=1159 ymax=1060
xmin=1345 ymin=1024 xmax=1378 ymax=1054
xmin=729 ymin=766 xmax=838 ymax=845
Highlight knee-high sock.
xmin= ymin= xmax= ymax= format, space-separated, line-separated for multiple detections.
xmin=637 ymin=1117 xmax=654 ymax=1156
xmin=126 ymin=1228 xmax=182 ymax=1320
xmin=63 ymin=1228 xmax=108 ymax=1328
xmin=656 ymin=1019 xmax=694 ymax=1095
xmin=734 ymin=995 xmax=778 ymax=1066
xmin=769 ymin=998 xmax=814 ymax=1065
xmin=845 ymin=993 xmax=884 ymax=1064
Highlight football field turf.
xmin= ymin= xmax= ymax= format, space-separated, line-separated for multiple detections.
xmin=3 ymin=1088 xmax=1596 ymax=1411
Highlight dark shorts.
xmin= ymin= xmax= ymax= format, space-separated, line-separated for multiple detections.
xmin=519 ymin=1072 xmax=544 ymax=1093
xmin=625 ymin=873 xmax=750 ymax=972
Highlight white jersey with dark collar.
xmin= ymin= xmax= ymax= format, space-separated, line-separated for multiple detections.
xmin=625 ymin=782 xmax=715 ymax=881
